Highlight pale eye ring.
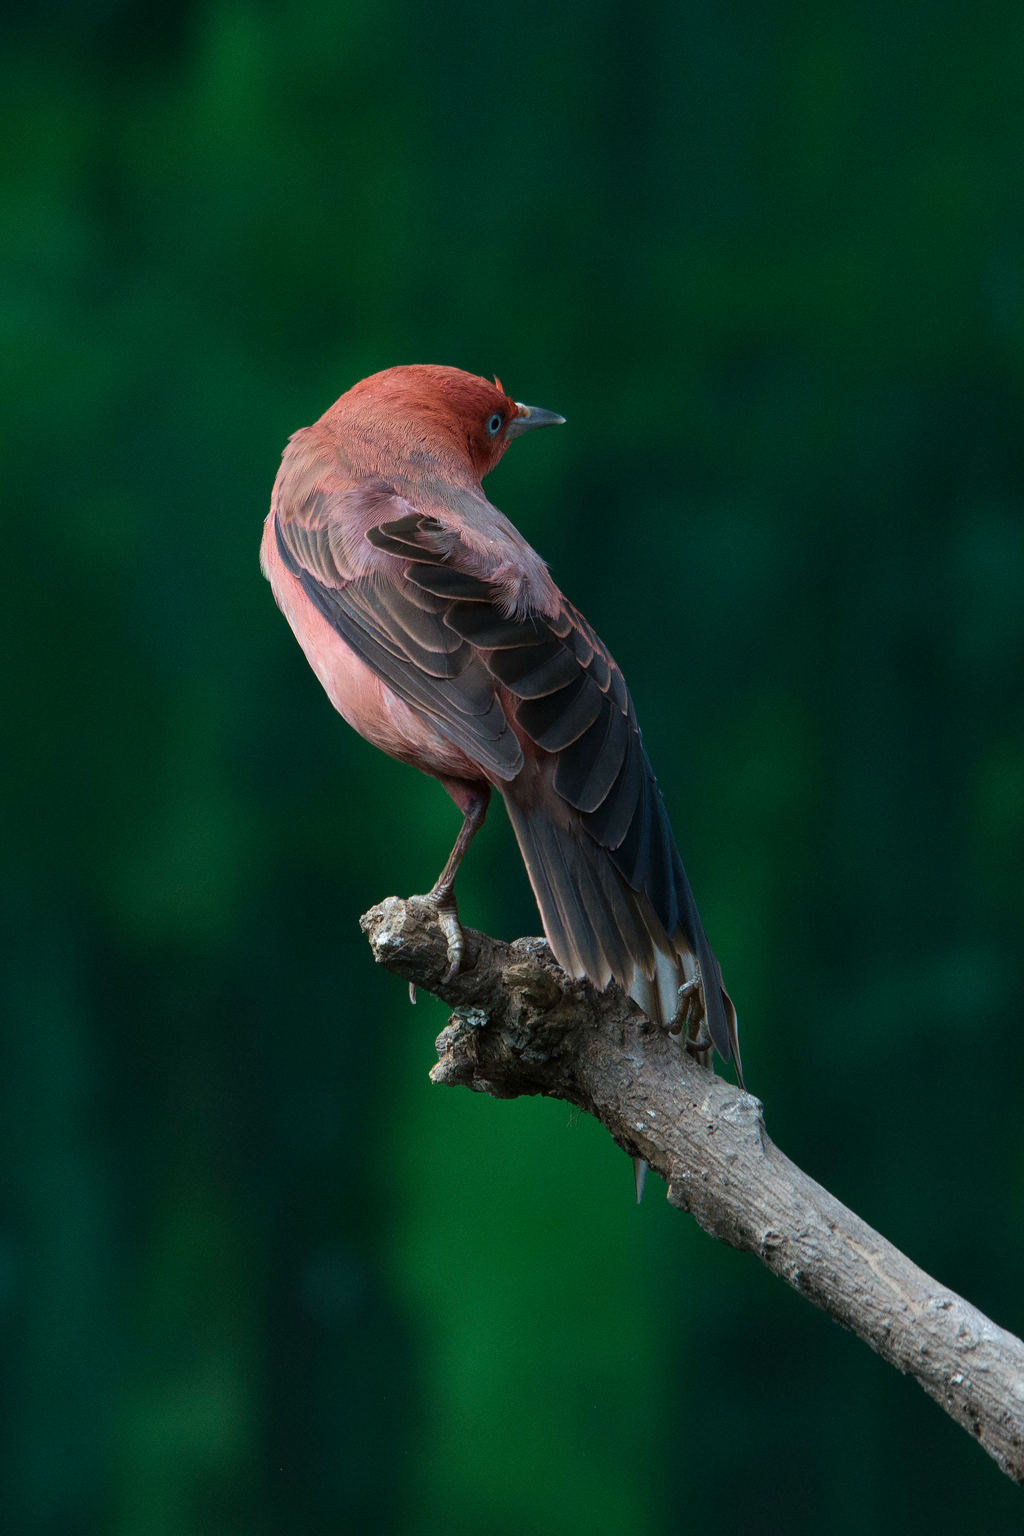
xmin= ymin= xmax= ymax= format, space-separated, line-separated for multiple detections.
xmin=486 ymin=412 xmax=503 ymax=437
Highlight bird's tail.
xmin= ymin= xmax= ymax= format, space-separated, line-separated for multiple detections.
xmin=501 ymin=784 xmax=743 ymax=1086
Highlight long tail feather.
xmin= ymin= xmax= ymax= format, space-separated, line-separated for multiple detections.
xmin=502 ymin=782 xmax=742 ymax=1083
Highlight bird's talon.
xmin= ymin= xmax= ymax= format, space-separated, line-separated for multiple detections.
xmin=437 ymin=914 xmax=463 ymax=982
xmin=668 ymin=969 xmax=704 ymax=1036
xmin=420 ymin=889 xmax=465 ymax=986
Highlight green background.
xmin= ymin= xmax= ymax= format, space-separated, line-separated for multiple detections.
xmin=2 ymin=1 xmax=1023 ymax=1531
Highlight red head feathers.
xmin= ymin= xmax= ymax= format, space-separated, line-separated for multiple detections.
xmin=334 ymin=364 xmax=564 ymax=481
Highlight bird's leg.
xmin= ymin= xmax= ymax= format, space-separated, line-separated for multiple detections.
xmin=419 ymin=782 xmax=491 ymax=985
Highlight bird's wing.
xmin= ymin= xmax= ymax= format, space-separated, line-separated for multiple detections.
xmin=274 ymin=490 xmax=523 ymax=782
xmin=276 ymin=486 xmax=735 ymax=1066
xmin=364 ymin=516 xmax=691 ymax=913
xmin=364 ymin=515 xmax=736 ymax=1067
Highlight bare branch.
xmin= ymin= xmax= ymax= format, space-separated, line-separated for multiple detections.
xmin=361 ymin=896 xmax=1024 ymax=1486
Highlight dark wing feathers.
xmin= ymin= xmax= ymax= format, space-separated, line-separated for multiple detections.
xmin=554 ymin=701 xmax=630 ymax=813
xmin=444 ymin=606 xmax=551 ymax=649
xmin=515 ymin=673 xmax=606 ymax=751
xmin=402 ymin=562 xmax=495 ymax=603
xmin=580 ymin=731 xmax=644 ymax=849
xmin=486 ymin=640 xmax=580 ymax=698
xmin=364 ymin=513 xmax=449 ymax=561
xmin=278 ymin=505 xmax=735 ymax=1063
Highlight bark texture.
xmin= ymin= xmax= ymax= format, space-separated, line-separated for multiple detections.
xmin=361 ymin=895 xmax=1024 ymax=1486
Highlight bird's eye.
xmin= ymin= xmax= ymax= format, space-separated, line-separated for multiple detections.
xmin=486 ymin=412 xmax=503 ymax=437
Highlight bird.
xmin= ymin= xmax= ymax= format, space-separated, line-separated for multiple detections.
xmin=261 ymin=365 xmax=744 ymax=1184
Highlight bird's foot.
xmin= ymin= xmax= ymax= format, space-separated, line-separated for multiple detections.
xmin=667 ymin=973 xmax=703 ymax=1036
xmin=667 ymin=972 xmax=713 ymax=1064
xmin=418 ymin=885 xmax=465 ymax=985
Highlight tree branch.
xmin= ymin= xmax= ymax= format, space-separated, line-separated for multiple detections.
xmin=361 ymin=896 xmax=1024 ymax=1486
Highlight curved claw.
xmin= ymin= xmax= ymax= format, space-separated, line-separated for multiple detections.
xmin=413 ymin=887 xmax=465 ymax=984
xmin=435 ymin=903 xmax=465 ymax=984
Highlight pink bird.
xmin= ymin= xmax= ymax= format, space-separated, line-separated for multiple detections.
xmin=261 ymin=365 xmax=743 ymax=1143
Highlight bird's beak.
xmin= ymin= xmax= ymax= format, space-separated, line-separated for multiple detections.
xmin=506 ymin=402 xmax=566 ymax=439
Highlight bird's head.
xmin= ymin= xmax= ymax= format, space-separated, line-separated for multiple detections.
xmin=338 ymin=365 xmax=565 ymax=480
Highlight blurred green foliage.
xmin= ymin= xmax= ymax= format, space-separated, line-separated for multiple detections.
xmin=1 ymin=0 xmax=1023 ymax=1531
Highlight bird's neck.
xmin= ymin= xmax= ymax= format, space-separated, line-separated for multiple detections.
xmin=324 ymin=402 xmax=482 ymax=493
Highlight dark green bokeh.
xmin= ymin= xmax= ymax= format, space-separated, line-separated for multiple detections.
xmin=2 ymin=1 xmax=1023 ymax=1530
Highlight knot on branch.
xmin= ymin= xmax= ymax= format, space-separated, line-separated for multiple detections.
xmin=360 ymin=895 xmax=605 ymax=1101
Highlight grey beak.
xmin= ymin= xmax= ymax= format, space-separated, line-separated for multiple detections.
xmin=506 ymin=402 xmax=566 ymax=439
